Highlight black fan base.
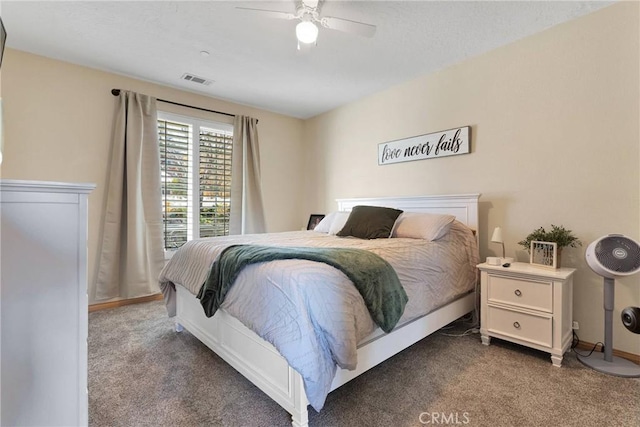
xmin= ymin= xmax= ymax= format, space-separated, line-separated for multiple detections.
xmin=576 ymin=352 xmax=640 ymax=378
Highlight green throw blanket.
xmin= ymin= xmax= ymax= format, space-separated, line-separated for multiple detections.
xmin=197 ymin=244 xmax=408 ymax=333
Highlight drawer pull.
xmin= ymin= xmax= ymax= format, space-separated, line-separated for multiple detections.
xmin=513 ymin=321 xmax=521 ymax=329
xmin=514 ymin=289 xmax=522 ymax=297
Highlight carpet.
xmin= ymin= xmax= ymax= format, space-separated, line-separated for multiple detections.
xmin=89 ymin=301 xmax=640 ymax=426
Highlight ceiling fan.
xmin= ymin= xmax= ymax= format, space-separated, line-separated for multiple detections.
xmin=236 ymin=0 xmax=376 ymax=47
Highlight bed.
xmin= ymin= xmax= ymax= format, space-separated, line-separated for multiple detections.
xmin=159 ymin=194 xmax=480 ymax=427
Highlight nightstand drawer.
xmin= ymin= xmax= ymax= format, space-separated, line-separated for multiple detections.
xmin=487 ymin=275 xmax=552 ymax=312
xmin=487 ymin=306 xmax=552 ymax=348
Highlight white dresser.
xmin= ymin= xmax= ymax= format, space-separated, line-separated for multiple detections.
xmin=478 ymin=262 xmax=575 ymax=367
xmin=1 ymin=180 xmax=95 ymax=426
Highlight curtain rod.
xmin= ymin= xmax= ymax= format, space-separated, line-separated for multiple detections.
xmin=111 ymin=88 xmax=235 ymax=119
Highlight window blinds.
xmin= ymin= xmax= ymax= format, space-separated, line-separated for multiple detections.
xmin=158 ymin=118 xmax=232 ymax=250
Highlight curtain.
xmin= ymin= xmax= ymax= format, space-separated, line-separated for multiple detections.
xmin=95 ymin=91 xmax=165 ymax=300
xmin=230 ymin=115 xmax=266 ymax=234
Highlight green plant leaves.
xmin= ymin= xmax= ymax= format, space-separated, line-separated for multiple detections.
xmin=518 ymin=224 xmax=582 ymax=251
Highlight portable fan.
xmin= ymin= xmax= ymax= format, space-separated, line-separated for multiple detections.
xmin=580 ymin=234 xmax=640 ymax=377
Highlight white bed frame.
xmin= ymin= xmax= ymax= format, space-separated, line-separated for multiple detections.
xmin=174 ymin=194 xmax=480 ymax=427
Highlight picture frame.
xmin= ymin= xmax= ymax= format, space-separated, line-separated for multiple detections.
xmin=530 ymin=241 xmax=558 ymax=269
xmin=306 ymin=214 xmax=325 ymax=230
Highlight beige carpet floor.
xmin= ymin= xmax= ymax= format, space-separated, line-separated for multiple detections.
xmin=89 ymin=301 xmax=640 ymax=427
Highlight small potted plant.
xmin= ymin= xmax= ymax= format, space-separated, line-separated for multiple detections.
xmin=518 ymin=224 xmax=581 ymax=267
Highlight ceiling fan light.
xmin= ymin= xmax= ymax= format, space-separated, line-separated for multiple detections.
xmin=296 ymin=21 xmax=318 ymax=44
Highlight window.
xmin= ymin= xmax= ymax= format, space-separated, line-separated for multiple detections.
xmin=157 ymin=112 xmax=233 ymax=251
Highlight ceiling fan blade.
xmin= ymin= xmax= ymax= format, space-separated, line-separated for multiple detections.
xmin=321 ymin=16 xmax=376 ymax=38
xmin=235 ymin=7 xmax=297 ymax=21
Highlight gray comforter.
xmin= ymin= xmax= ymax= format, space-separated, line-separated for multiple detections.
xmin=198 ymin=244 xmax=408 ymax=333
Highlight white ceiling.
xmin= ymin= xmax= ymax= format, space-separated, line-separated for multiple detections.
xmin=2 ymin=1 xmax=612 ymax=119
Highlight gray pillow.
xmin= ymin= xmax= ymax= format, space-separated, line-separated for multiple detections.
xmin=337 ymin=205 xmax=403 ymax=239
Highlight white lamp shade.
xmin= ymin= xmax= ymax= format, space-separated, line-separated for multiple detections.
xmin=296 ymin=21 xmax=318 ymax=44
xmin=491 ymin=227 xmax=503 ymax=243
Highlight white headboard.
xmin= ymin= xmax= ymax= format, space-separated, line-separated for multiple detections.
xmin=336 ymin=193 xmax=481 ymax=241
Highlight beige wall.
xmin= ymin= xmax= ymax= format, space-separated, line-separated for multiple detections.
xmin=303 ymin=3 xmax=640 ymax=354
xmin=1 ymin=49 xmax=305 ymax=304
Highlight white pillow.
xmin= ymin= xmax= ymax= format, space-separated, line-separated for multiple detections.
xmin=391 ymin=212 xmax=456 ymax=241
xmin=328 ymin=212 xmax=351 ymax=235
xmin=313 ymin=212 xmax=335 ymax=233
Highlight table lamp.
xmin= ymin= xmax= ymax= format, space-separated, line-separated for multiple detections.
xmin=491 ymin=226 xmax=514 ymax=264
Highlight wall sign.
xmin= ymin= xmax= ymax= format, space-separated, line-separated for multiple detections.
xmin=378 ymin=126 xmax=470 ymax=165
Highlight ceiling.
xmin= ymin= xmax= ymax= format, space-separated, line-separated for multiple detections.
xmin=2 ymin=1 xmax=612 ymax=119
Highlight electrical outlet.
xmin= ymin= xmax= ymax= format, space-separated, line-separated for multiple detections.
xmin=572 ymin=321 xmax=579 ymax=330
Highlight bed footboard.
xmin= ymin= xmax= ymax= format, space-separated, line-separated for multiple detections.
xmin=175 ymin=284 xmax=310 ymax=427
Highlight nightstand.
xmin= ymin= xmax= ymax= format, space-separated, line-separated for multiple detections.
xmin=478 ymin=262 xmax=575 ymax=367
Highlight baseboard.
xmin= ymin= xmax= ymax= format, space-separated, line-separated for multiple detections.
xmin=89 ymin=293 xmax=163 ymax=312
xmin=575 ymin=341 xmax=640 ymax=365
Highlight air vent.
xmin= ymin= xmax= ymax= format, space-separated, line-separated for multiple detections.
xmin=181 ymin=73 xmax=213 ymax=86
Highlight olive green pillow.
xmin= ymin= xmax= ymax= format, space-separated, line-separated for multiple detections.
xmin=337 ymin=205 xmax=403 ymax=239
